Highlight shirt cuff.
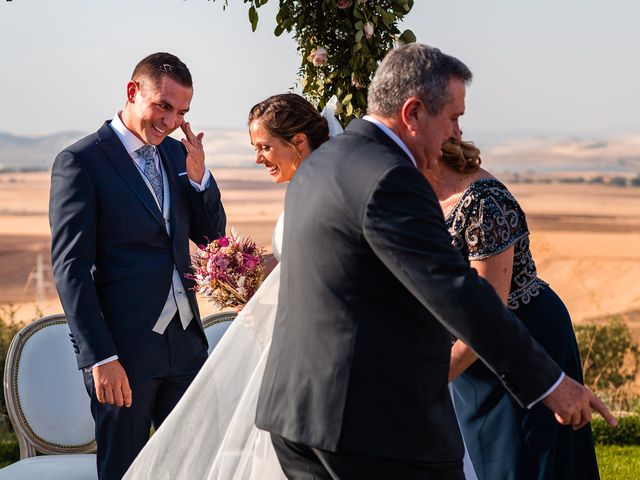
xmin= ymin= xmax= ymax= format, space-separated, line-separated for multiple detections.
xmin=527 ymin=371 xmax=565 ymax=409
xmin=189 ymin=169 xmax=211 ymax=191
xmin=84 ymin=355 xmax=119 ymax=372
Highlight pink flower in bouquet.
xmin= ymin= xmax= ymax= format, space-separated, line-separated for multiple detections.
xmin=337 ymin=0 xmax=353 ymax=9
xmin=188 ymin=229 xmax=266 ymax=309
xmin=214 ymin=255 xmax=230 ymax=270
xmin=243 ymin=254 xmax=260 ymax=270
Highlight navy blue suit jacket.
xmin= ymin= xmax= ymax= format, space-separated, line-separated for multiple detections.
xmin=50 ymin=121 xmax=226 ymax=370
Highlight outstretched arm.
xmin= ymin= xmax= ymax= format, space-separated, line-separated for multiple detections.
xmin=362 ymin=165 xmax=615 ymax=428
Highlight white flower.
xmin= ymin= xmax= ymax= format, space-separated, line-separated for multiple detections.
xmin=351 ymin=73 xmax=365 ymax=89
xmin=307 ymin=47 xmax=329 ymax=67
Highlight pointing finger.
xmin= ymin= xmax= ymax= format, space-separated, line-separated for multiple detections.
xmin=591 ymin=395 xmax=617 ymax=427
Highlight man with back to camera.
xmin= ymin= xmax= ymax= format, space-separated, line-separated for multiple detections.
xmin=256 ymin=43 xmax=616 ymax=479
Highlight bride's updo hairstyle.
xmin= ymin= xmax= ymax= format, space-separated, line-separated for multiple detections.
xmin=440 ymin=139 xmax=482 ymax=173
xmin=248 ymin=94 xmax=330 ymax=150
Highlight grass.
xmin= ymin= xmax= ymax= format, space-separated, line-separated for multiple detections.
xmin=0 ymin=430 xmax=637 ymax=475
xmin=596 ymin=444 xmax=640 ymax=479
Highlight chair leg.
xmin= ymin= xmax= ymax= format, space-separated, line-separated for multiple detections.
xmin=16 ymin=433 xmax=36 ymax=459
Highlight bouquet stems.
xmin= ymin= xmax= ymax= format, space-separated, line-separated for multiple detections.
xmin=218 ymin=280 xmax=248 ymax=304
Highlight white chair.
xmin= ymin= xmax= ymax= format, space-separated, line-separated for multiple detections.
xmin=0 ymin=314 xmax=97 ymax=479
xmin=202 ymin=311 xmax=237 ymax=355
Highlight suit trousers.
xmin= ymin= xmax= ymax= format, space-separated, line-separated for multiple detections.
xmin=83 ymin=314 xmax=208 ymax=480
xmin=270 ymin=433 xmax=464 ymax=480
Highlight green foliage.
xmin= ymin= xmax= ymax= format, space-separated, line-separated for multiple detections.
xmin=596 ymin=444 xmax=640 ymax=479
xmin=575 ymin=317 xmax=640 ymax=391
xmin=592 ymin=415 xmax=640 ymax=445
xmin=221 ymin=0 xmax=415 ymax=125
xmin=0 ymin=431 xmax=18 ymax=468
xmin=0 ymin=305 xmax=23 ymax=433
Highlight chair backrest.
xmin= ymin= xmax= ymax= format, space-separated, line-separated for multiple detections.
xmin=3 ymin=314 xmax=96 ymax=459
xmin=201 ymin=311 xmax=237 ymax=355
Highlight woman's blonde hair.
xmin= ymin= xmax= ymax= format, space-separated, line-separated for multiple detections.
xmin=440 ymin=139 xmax=482 ymax=173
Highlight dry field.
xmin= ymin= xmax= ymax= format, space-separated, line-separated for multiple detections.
xmin=1 ymin=171 xmax=639 ymax=342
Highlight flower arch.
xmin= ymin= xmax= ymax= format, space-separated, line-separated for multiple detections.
xmin=222 ymin=0 xmax=415 ymax=125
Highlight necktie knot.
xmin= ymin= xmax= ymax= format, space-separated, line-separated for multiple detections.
xmin=137 ymin=144 xmax=157 ymax=163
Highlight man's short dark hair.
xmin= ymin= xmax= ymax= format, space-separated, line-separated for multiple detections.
xmin=131 ymin=52 xmax=193 ymax=89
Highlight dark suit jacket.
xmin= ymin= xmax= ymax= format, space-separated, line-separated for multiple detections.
xmin=255 ymin=119 xmax=561 ymax=462
xmin=49 ymin=121 xmax=226 ymax=370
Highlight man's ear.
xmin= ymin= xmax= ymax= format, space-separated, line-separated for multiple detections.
xmin=126 ymin=81 xmax=138 ymax=104
xmin=400 ymin=97 xmax=422 ymax=134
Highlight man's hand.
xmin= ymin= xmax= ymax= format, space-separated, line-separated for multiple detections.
xmin=542 ymin=375 xmax=616 ymax=430
xmin=92 ymin=360 xmax=132 ymax=408
xmin=180 ymin=121 xmax=206 ymax=184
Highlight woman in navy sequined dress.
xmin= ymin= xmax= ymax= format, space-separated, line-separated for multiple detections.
xmin=421 ymin=126 xmax=600 ymax=480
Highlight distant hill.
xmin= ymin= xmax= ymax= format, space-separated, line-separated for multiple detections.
xmin=0 ymin=131 xmax=86 ymax=171
xmin=0 ymin=129 xmax=256 ymax=172
xmin=481 ymin=134 xmax=640 ymax=173
xmin=1 ymin=129 xmax=638 ymax=173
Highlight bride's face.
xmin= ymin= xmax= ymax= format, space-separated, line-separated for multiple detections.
xmin=250 ymin=120 xmax=299 ymax=183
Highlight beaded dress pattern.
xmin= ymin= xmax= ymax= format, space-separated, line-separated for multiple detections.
xmin=445 ymin=178 xmax=547 ymax=310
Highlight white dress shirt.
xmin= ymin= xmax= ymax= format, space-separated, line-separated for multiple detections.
xmin=362 ymin=115 xmax=564 ymax=407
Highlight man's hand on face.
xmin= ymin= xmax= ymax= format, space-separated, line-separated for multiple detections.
xmin=542 ymin=375 xmax=617 ymax=430
xmin=92 ymin=360 xmax=132 ymax=408
xmin=180 ymin=121 xmax=206 ymax=184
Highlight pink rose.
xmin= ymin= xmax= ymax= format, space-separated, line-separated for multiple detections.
xmin=243 ymin=254 xmax=260 ymax=270
xmin=307 ymin=47 xmax=329 ymax=67
xmin=217 ymin=236 xmax=229 ymax=247
xmin=364 ymin=22 xmax=374 ymax=39
xmin=337 ymin=0 xmax=353 ymax=8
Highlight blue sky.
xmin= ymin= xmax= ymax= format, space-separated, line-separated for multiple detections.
xmin=0 ymin=0 xmax=638 ymax=137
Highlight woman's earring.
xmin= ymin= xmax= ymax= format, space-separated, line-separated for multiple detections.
xmin=296 ymin=150 xmax=302 ymax=160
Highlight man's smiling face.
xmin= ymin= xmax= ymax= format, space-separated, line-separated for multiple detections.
xmin=123 ymin=75 xmax=192 ymax=145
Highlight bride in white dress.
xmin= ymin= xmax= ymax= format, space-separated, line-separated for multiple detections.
xmin=124 ymin=94 xmax=477 ymax=479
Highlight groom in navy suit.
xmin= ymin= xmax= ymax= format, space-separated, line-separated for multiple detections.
xmin=49 ymin=53 xmax=226 ymax=480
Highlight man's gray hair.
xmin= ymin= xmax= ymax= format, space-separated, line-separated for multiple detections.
xmin=367 ymin=43 xmax=472 ymax=117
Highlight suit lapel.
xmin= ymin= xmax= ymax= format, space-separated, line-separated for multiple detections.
xmin=96 ymin=121 xmax=165 ymax=229
xmin=157 ymin=143 xmax=180 ymax=240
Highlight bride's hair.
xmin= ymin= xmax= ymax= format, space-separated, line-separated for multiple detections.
xmin=249 ymin=94 xmax=330 ymax=150
xmin=440 ymin=139 xmax=482 ymax=173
